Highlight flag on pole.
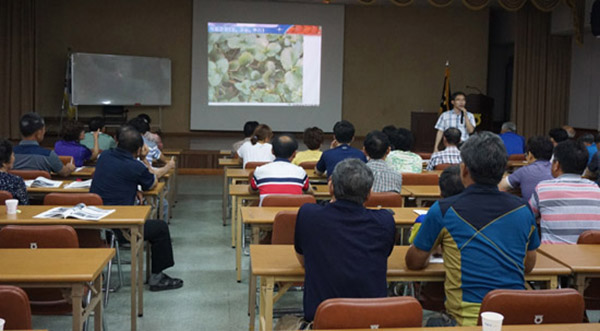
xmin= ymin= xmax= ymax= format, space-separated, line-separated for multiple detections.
xmin=62 ymin=54 xmax=77 ymax=119
xmin=439 ymin=61 xmax=451 ymax=114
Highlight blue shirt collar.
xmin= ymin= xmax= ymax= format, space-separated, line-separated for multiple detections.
xmin=332 ymin=199 xmax=365 ymax=209
xmin=114 ymin=147 xmax=135 ymax=159
xmin=463 ymin=183 xmax=500 ymax=193
xmin=19 ymin=140 xmax=39 ymax=146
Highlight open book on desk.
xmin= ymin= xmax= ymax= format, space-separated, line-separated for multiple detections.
xmin=33 ymin=203 xmax=115 ymax=221
xmin=24 ymin=177 xmax=63 ymax=188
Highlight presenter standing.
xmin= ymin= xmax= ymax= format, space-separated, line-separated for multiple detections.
xmin=433 ymin=92 xmax=476 ymax=153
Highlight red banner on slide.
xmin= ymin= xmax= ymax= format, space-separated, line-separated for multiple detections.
xmin=285 ymin=25 xmax=322 ymax=36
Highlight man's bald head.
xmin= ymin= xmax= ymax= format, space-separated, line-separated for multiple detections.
xmin=117 ymin=125 xmax=144 ymax=153
xmin=272 ymin=134 xmax=298 ymax=159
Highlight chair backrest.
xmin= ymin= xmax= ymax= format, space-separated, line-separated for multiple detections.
xmin=0 ymin=285 xmax=32 ymax=330
xmin=364 ymin=192 xmax=403 ymax=208
xmin=271 ymin=211 xmax=298 ymax=245
xmin=58 ymin=155 xmax=73 ymax=166
xmin=43 ymin=193 xmax=103 ymax=206
xmin=262 ymin=194 xmax=316 ymax=207
xmin=299 ymin=161 xmax=317 ymax=169
xmin=245 ymin=161 xmax=269 ymax=169
xmin=416 ymin=152 xmax=432 ymax=160
xmin=434 ymin=163 xmax=453 ymax=170
xmin=0 ymin=225 xmax=79 ymax=249
xmin=508 ymin=154 xmax=526 ymax=161
xmin=313 ymin=297 xmax=423 ymax=329
xmin=8 ymin=169 xmax=51 ymax=180
xmin=477 ymin=289 xmax=585 ymax=325
xmin=402 ymin=173 xmax=439 ymax=186
xmin=0 ymin=190 xmax=13 ymax=204
xmin=42 ymin=193 xmax=104 ymax=248
xmin=577 ymin=230 xmax=600 ymax=244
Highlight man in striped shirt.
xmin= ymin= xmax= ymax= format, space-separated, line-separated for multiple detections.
xmin=529 ymin=140 xmax=600 ymax=244
xmin=427 ymin=128 xmax=462 ymax=171
xmin=250 ymin=134 xmax=311 ymax=205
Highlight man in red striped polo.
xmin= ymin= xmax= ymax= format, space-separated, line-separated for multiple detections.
xmin=250 ymin=134 xmax=311 ymax=205
xmin=529 ymin=140 xmax=600 ymax=244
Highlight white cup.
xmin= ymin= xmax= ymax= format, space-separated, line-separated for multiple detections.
xmin=5 ymin=199 xmax=18 ymax=215
xmin=0 ymin=317 xmax=5 ymax=331
xmin=481 ymin=312 xmax=504 ymax=331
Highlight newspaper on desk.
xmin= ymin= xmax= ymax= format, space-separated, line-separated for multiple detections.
xmin=24 ymin=177 xmax=63 ymax=188
xmin=34 ymin=203 xmax=115 ymax=221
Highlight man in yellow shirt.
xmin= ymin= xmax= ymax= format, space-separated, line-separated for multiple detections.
xmin=292 ymin=127 xmax=324 ymax=166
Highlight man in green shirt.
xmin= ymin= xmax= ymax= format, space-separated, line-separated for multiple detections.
xmin=81 ymin=117 xmax=117 ymax=151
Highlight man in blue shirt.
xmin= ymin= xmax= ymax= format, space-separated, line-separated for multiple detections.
xmin=91 ymin=126 xmax=183 ymax=292
xmin=499 ymin=122 xmax=525 ymax=156
xmin=405 ymin=132 xmax=540 ymax=326
xmin=578 ymin=134 xmax=597 ymax=164
xmin=295 ymin=159 xmax=396 ymax=322
xmin=315 ymin=120 xmax=367 ymax=177
xmin=13 ymin=113 xmax=75 ymax=177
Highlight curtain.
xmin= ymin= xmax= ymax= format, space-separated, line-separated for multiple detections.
xmin=0 ymin=0 xmax=35 ymax=140
xmin=512 ymin=4 xmax=571 ymax=138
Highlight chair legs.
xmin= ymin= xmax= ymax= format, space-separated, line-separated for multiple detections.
xmin=104 ymin=231 xmax=124 ymax=307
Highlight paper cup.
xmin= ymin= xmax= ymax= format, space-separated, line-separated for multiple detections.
xmin=481 ymin=312 xmax=504 ymax=331
xmin=0 ymin=317 xmax=5 ymax=331
xmin=5 ymin=199 xmax=18 ymax=214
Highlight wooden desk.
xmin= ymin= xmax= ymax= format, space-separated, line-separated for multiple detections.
xmin=0 ymin=248 xmax=114 ymax=331
xmin=52 ymin=166 xmax=96 ymax=179
xmin=315 ymin=324 xmax=600 ymax=331
xmin=227 ymin=168 xmax=322 ymax=181
xmin=507 ymin=160 xmax=529 ymax=169
xmin=539 ymin=244 xmax=600 ymax=295
xmin=0 ymin=205 xmax=150 ymax=331
xmin=240 ymin=207 xmax=427 ymax=289
xmin=220 ymin=149 xmax=232 ymax=155
xmin=250 ymin=245 xmax=571 ymax=331
xmin=220 ymin=158 xmax=242 ymax=227
xmin=403 ymin=185 xmax=442 ymax=206
xmin=27 ymin=181 xmax=166 ymax=221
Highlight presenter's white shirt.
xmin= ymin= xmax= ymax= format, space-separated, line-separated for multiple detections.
xmin=237 ymin=141 xmax=275 ymax=168
xmin=434 ymin=109 xmax=476 ymax=142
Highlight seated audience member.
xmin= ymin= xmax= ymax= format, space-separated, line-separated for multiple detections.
xmin=237 ymin=124 xmax=275 ymax=168
xmin=54 ymin=120 xmax=100 ymax=167
xmin=406 ymin=132 xmax=539 ymax=326
xmin=138 ymin=113 xmax=163 ymax=150
xmin=578 ymin=133 xmax=597 ymax=164
xmin=530 ymin=140 xmax=600 ymax=244
xmin=233 ymin=121 xmax=259 ymax=153
xmin=0 ymin=139 xmax=28 ymax=205
xmin=250 ymin=134 xmax=310 ymax=204
xmin=13 ymin=113 xmax=75 ymax=177
xmin=315 ymin=120 xmax=366 ymax=177
xmin=548 ymin=127 xmax=569 ymax=146
xmin=294 ymin=159 xmax=396 ymax=323
xmin=385 ymin=127 xmax=423 ymax=173
xmin=292 ymin=127 xmax=324 ymax=166
xmin=562 ymin=125 xmax=576 ymax=139
xmin=426 ymin=128 xmax=462 ymax=171
xmin=498 ymin=136 xmax=554 ymax=201
xmin=364 ymin=130 xmax=402 ymax=193
xmin=128 ymin=117 xmax=169 ymax=165
xmin=408 ymin=165 xmax=464 ymax=244
xmin=584 ymin=134 xmax=600 ymax=185
xmin=81 ymin=117 xmax=117 ymax=151
xmin=90 ymin=126 xmax=183 ymax=291
xmin=499 ymin=122 xmax=525 ymax=155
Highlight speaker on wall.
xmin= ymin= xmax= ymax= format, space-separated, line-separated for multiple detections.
xmin=592 ymin=0 xmax=600 ymax=37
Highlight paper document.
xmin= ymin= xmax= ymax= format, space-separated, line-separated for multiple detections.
xmin=25 ymin=177 xmax=63 ymax=188
xmin=64 ymin=179 xmax=92 ymax=189
xmin=34 ymin=203 xmax=115 ymax=221
xmin=413 ymin=209 xmax=428 ymax=216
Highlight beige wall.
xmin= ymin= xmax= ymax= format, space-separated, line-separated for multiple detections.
xmin=343 ymin=5 xmax=489 ymax=135
xmin=35 ymin=1 xmax=489 ymax=135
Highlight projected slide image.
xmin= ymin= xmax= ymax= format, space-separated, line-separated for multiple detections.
xmin=208 ymin=23 xmax=321 ymax=106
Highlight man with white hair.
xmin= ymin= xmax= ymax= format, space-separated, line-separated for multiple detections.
xmin=499 ymin=122 xmax=525 ymax=156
